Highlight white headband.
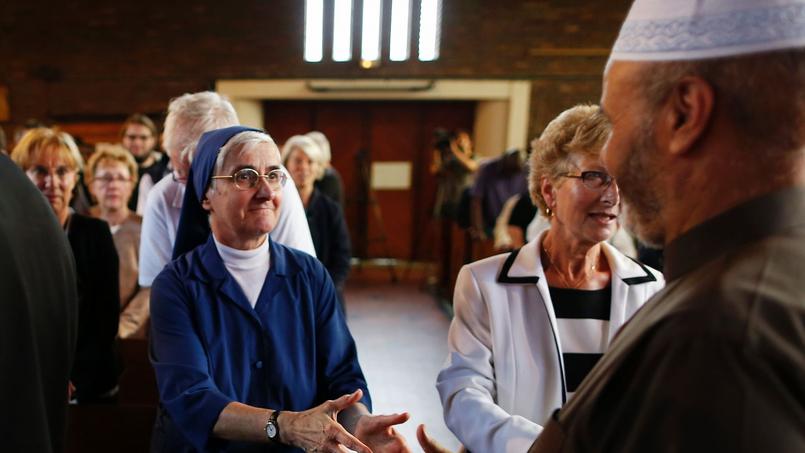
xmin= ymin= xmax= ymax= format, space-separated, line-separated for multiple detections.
xmin=611 ymin=0 xmax=805 ymax=61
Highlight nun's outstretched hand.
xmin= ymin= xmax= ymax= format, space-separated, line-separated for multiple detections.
xmin=280 ymin=390 xmax=372 ymax=453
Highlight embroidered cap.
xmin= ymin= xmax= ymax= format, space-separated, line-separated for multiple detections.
xmin=610 ymin=0 xmax=805 ymax=61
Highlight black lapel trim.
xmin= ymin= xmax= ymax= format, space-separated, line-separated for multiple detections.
xmin=621 ymin=257 xmax=657 ymax=286
xmin=496 ymin=247 xmax=540 ymax=284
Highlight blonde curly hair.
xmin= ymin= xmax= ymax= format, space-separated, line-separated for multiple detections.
xmin=528 ymin=104 xmax=610 ymax=215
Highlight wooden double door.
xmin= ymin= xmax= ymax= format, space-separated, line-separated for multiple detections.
xmin=263 ymin=100 xmax=474 ymax=260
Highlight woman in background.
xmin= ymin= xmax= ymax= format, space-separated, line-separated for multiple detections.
xmin=12 ymin=128 xmax=120 ymax=403
xmin=283 ymin=134 xmax=351 ymax=312
xmin=87 ymin=144 xmax=150 ymax=338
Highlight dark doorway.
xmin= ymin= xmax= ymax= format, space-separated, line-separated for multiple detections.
xmin=264 ymin=100 xmax=475 ymax=260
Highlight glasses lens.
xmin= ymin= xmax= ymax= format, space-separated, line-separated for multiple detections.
xmin=233 ymin=168 xmax=259 ymax=190
xmin=266 ymin=170 xmax=287 ymax=191
xmin=581 ymin=171 xmax=610 ymax=189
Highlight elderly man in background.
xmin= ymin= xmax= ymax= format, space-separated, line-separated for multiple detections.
xmin=527 ymin=0 xmax=805 ymax=452
xmin=139 ymin=91 xmax=315 ymax=291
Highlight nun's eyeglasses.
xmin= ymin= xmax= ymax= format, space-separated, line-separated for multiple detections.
xmin=559 ymin=170 xmax=614 ymax=190
xmin=211 ymin=168 xmax=287 ymax=191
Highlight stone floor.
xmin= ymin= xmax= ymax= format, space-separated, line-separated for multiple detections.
xmin=344 ymin=271 xmax=461 ymax=452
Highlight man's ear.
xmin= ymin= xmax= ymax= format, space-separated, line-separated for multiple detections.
xmin=661 ymin=76 xmax=715 ymax=156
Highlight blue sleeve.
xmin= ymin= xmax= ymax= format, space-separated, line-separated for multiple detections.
xmin=311 ymin=262 xmax=372 ymax=411
xmin=150 ymin=266 xmax=234 ymax=451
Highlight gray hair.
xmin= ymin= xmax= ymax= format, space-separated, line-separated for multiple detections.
xmin=636 ymin=48 xmax=805 ymax=157
xmin=163 ymin=91 xmax=239 ymax=166
xmin=209 ymin=131 xmax=279 ymax=193
xmin=305 ymin=131 xmax=331 ymax=163
xmin=281 ymin=135 xmax=323 ymax=164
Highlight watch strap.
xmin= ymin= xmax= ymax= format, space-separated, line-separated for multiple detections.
xmin=266 ymin=409 xmax=281 ymax=443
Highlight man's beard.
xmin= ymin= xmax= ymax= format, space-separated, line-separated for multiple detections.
xmin=616 ymin=123 xmax=666 ymax=248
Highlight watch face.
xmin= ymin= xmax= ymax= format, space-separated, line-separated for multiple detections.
xmin=266 ymin=423 xmax=277 ymax=439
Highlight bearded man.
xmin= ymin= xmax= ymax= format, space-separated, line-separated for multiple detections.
xmin=528 ymin=0 xmax=805 ymax=451
xmin=417 ymin=1 xmax=805 ymax=452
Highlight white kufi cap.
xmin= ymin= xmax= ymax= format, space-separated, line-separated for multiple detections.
xmin=611 ymin=0 xmax=805 ymax=61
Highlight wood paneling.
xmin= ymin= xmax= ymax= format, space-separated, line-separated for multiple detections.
xmin=264 ymin=100 xmax=474 ymax=260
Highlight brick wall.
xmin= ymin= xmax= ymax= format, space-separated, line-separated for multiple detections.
xmin=0 ymin=0 xmax=631 ymax=139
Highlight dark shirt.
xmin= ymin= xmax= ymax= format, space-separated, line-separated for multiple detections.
xmin=306 ymin=189 xmax=351 ymax=290
xmin=471 ymin=157 xmax=528 ymax=230
xmin=532 ymin=187 xmax=805 ymax=453
xmin=0 ymin=155 xmax=78 ymax=452
xmin=315 ymin=166 xmax=345 ymax=208
xmin=508 ymin=191 xmax=538 ymax=233
xmin=66 ymin=213 xmax=121 ymax=402
xmin=130 ymin=151 xmax=170 ymax=211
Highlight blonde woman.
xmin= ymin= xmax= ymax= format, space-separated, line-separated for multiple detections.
xmin=436 ymin=105 xmax=664 ymax=452
xmin=12 ymin=128 xmax=120 ymax=403
xmin=87 ymin=144 xmax=150 ymax=338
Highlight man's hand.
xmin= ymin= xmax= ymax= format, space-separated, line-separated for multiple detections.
xmin=280 ymin=390 xmax=372 ymax=453
xmin=354 ymin=412 xmax=411 ymax=453
xmin=416 ymin=424 xmax=453 ymax=453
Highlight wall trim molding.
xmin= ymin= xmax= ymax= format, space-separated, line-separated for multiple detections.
xmin=216 ymin=78 xmax=531 ymax=153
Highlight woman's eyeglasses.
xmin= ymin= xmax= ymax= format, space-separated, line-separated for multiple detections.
xmin=211 ymin=168 xmax=287 ymax=191
xmin=94 ymin=175 xmax=133 ymax=185
xmin=559 ymin=170 xmax=614 ymax=190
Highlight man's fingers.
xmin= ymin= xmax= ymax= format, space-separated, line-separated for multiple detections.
xmin=417 ymin=424 xmax=450 ymax=453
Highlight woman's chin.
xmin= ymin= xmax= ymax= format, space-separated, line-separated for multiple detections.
xmin=583 ymin=226 xmax=616 ymax=245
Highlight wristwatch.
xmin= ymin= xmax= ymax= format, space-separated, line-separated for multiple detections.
xmin=265 ymin=410 xmax=281 ymax=443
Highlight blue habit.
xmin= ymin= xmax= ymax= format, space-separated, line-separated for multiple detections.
xmin=150 ymin=236 xmax=371 ymax=452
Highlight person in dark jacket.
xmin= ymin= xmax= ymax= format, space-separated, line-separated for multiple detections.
xmin=283 ymin=134 xmax=351 ymax=311
xmin=0 ymin=153 xmax=78 ymax=452
xmin=12 ymin=127 xmax=121 ymax=404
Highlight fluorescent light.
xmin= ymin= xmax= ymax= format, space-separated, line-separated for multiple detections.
xmin=333 ymin=0 xmax=353 ymax=61
xmin=361 ymin=0 xmax=383 ymax=63
xmin=389 ymin=0 xmax=411 ymax=61
xmin=418 ymin=0 xmax=441 ymax=61
xmin=304 ymin=0 xmax=324 ymax=62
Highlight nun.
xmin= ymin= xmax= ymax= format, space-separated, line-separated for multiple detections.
xmin=149 ymin=126 xmax=409 ymax=452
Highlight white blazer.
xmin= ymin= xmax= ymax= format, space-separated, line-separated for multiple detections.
xmin=437 ymin=232 xmax=664 ymax=453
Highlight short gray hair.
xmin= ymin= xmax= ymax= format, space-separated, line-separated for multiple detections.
xmin=163 ymin=91 xmax=239 ymax=165
xmin=305 ymin=131 xmax=331 ymax=163
xmin=281 ymin=135 xmax=323 ymax=164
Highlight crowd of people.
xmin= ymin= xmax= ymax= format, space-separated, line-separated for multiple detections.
xmin=2 ymin=0 xmax=804 ymax=452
